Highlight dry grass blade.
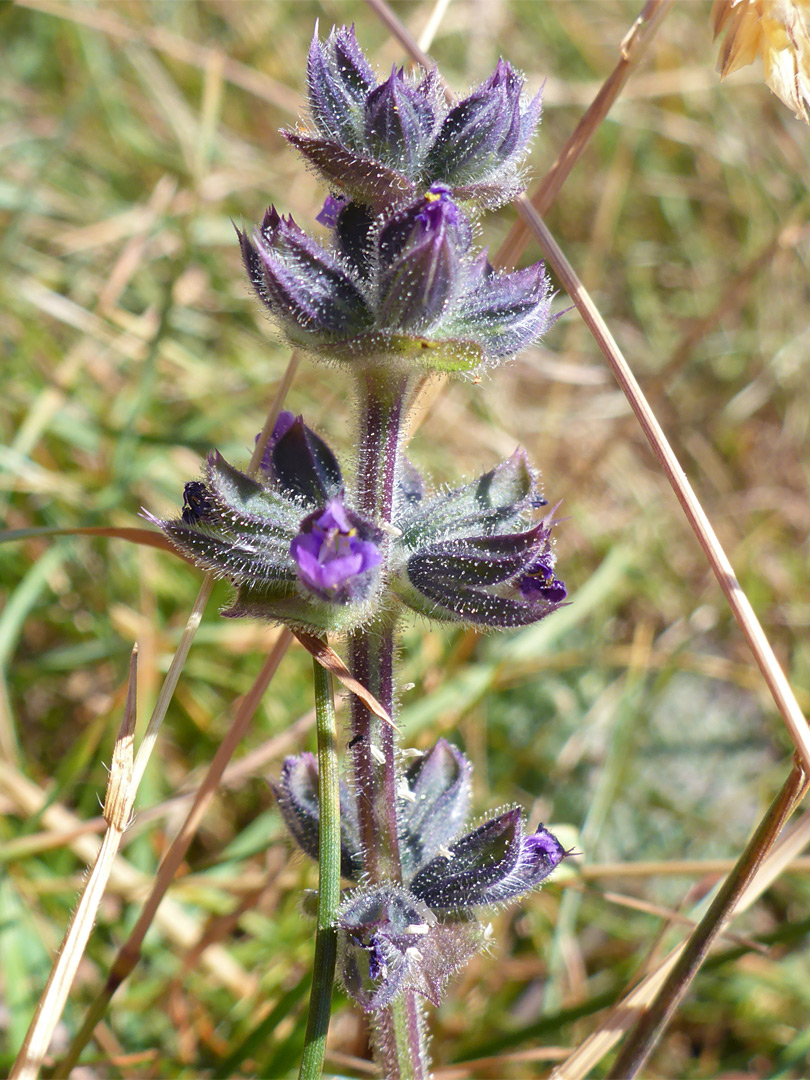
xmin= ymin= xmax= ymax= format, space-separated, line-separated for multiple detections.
xmin=494 ymin=0 xmax=675 ymax=270
xmin=52 ymin=629 xmax=294 ymax=1079
xmin=292 ymin=629 xmax=399 ymax=730
xmin=9 ymin=646 xmax=138 ymax=1080
xmin=551 ymin=765 xmax=810 ymax=1080
xmin=363 ymin=0 xmax=435 ymax=71
xmin=514 ymin=194 xmax=810 ymax=775
xmin=608 ymin=764 xmax=809 ymax=1077
xmin=567 ymin=881 xmax=766 ymax=953
xmin=0 ymin=760 xmax=252 ymax=996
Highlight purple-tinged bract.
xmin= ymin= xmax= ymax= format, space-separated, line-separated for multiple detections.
xmin=272 ymin=753 xmax=363 ymax=880
xmin=390 ymin=452 xmax=567 ymax=628
xmin=410 ymin=810 xmax=566 ymax=910
xmin=364 ymin=67 xmax=439 ymax=173
xmin=288 ymin=25 xmax=543 ymax=212
xmin=443 ymin=258 xmax=557 ymax=361
xmin=399 ymin=740 xmax=473 ymax=879
xmin=307 ymin=24 xmax=376 ymax=146
xmin=237 ymin=208 xmax=372 ymax=346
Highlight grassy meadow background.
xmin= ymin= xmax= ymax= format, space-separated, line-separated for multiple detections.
xmin=2 ymin=0 xmax=810 ymax=1076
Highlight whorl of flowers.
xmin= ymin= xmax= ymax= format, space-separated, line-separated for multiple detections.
xmin=289 ymin=25 xmax=543 ymax=211
xmin=275 ymin=739 xmax=569 ymax=1010
xmin=237 ymin=24 xmax=556 ymax=375
xmin=153 ymin=413 xmax=566 ymax=634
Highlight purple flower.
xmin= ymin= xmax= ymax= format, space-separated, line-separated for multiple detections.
xmin=291 ymin=498 xmax=382 ymax=602
xmin=155 ymin=425 xmax=385 ymax=633
xmin=316 ymin=194 xmax=347 ymax=228
xmin=519 ymin=550 xmax=568 ymax=603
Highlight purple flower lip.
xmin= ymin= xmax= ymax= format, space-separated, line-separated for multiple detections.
xmin=291 ymin=497 xmax=382 ymax=602
xmin=518 ymin=552 xmax=567 ymax=603
xmin=316 ymin=194 xmax=347 ymax=228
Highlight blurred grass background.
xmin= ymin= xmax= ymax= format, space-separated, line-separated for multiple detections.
xmin=2 ymin=1 xmax=810 ymax=1076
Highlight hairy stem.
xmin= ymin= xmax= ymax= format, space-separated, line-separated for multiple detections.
xmin=299 ymin=658 xmax=340 ymax=1080
xmin=348 ymin=368 xmax=428 ymax=1077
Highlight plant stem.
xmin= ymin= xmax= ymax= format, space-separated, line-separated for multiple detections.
xmin=349 ymin=367 xmax=414 ymax=883
xmin=298 ymin=658 xmax=340 ymax=1080
xmin=349 ymin=367 xmax=428 ymax=1077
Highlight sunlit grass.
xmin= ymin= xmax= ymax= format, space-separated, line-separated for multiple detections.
xmin=3 ymin=1 xmax=810 ymax=1076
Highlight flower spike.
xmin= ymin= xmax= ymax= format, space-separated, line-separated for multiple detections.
xmin=288 ymin=26 xmax=543 ymax=212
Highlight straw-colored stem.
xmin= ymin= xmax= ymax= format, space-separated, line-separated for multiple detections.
xmin=514 ymin=195 xmax=810 ymax=774
xmin=608 ymin=763 xmax=808 ymax=1078
xmin=52 ymin=629 xmax=292 ymax=1078
xmin=552 ymin=771 xmax=810 ymax=1080
xmin=10 ymin=648 xmax=139 ymax=1080
xmin=494 ymin=0 xmax=675 ymax=270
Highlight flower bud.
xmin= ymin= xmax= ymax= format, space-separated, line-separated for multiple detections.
xmin=376 ymin=184 xmax=469 ymax=332
xmin=426 ymin=59 xmax=542 ymax=206
xmin=409 ymin=808 xmax=566 ymax=911
xmin=399 ymin=740 xmax=473 ymax=879
xmin=272 ymin=753 xmax=362 ymax=880
xmin=364 ymin=67 xmax=438 ymax=173
xmin=237 ymin=208 xmax=372 ymax=348
xmin=259 ymin=412 xmax=342 ymax=505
